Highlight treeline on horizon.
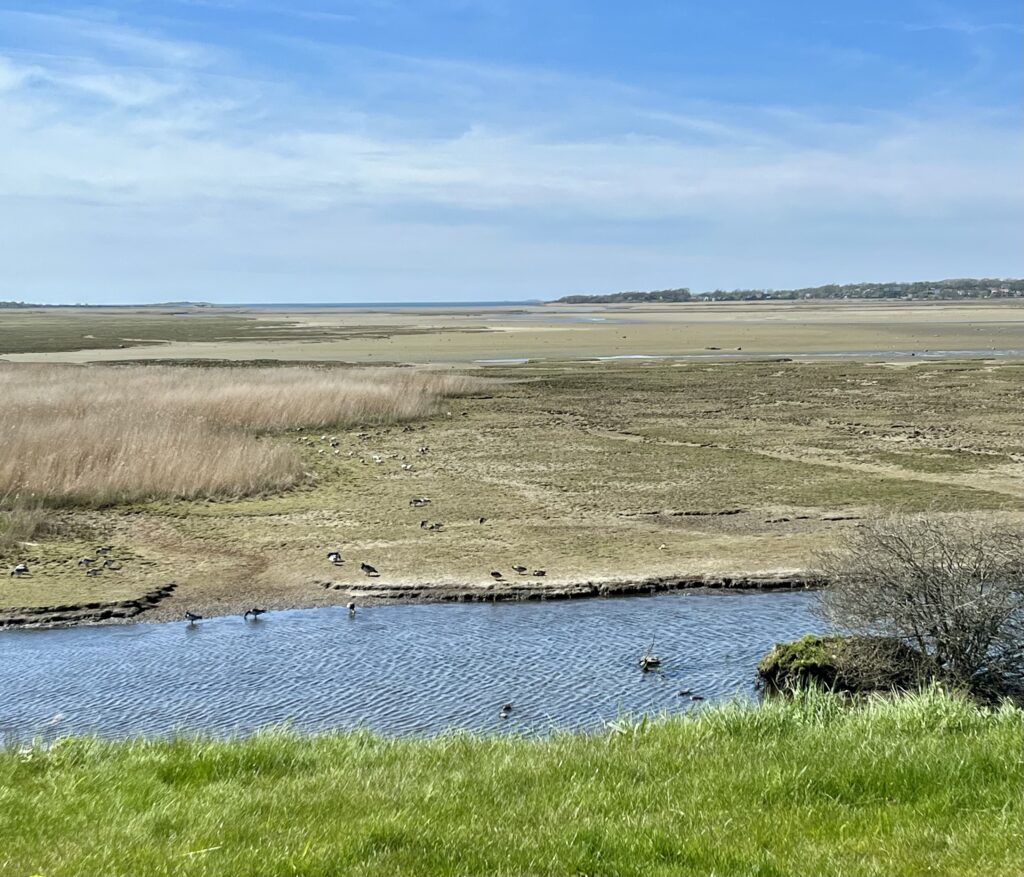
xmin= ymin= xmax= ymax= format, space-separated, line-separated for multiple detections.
xmin=555 ymin=277 xmax=1024 ymax=304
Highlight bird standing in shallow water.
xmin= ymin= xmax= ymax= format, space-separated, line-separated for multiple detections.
xmin=184 ymin=611 xmax=202 ymax=625
xmin=243 ymin=608 xmax=267 ymax=620
xmin=347 ymin=602 xmax=356 ymax=616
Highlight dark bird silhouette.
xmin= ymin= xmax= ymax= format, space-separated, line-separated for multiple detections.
xmin=327 ymin=551 xmax=343 ymax=564
xmin=85 ymin=567 xmax=100 ymax=577
xmin=184 ymin=611 xmax=202 ymax=625
xmin=511 ymin=565 xmax=527 ymax=574
xmin=347 ymin=601 xmax=356 ymax=615
xmin=420 ymin=520 xmax=430 ymax=528
xmin=95 ymin=546 xmax=113 ymax=556
xmin=360 ymin=562 xmax=379 ymax=576
xmin=102 ymin=558 xmax=121 ymax=570
xmin=499 ymin=703 xmax=513 ymax=718
xmin=10 ymin=563 xmax=28 ymax=577
xmin=243 ymin=608 xmax=267 ymax=620
xmin=478 ymin=517 xmax=487 ymax=524
xmin=490 ymin=570 xmax=503 ymax=580
xmin=77 ymin=557 xmax=95 ymax=567
xmin=532 ymin=569 xmax=546 ymax=577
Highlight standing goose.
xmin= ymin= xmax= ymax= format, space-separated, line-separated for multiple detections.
xmin=347 ymin=602 xmax=357 ymax=616
xmin=184 ymin=611 xmax=202 ymax=625
xmin=360 ymin=562 xmax=379 ymax=576
xmin=243 ymin=608 xmax=267 ymax=620
xmin=511 ymin=565 xmax=527 ymax=575
xmin=490 ymin=571 xmax=503 ymax=580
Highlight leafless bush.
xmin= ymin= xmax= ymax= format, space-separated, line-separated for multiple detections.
xmin=0 ymin=364 xmax=482 ymax=505
xmin=818 ymin=515 xmax=1024 ymax=697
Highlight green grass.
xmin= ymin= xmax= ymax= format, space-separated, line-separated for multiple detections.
xmin=2 ymin=690 xmax=1022 ymax=876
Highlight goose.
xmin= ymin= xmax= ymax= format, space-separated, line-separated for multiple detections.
xmin=420 ymin=520 xmax=430 ymax=529
xmin=327 ymin=551 xmax=343 ymax=564
xmin=532 ymin=569 xmax=546 ymax=577
xmin=85 ymin=567 xmax=101 ymax=577
xmin=478 ymin=517 xmax=487 ymax=524
xmin=243 ymin=607 xmax=267 ymax=620
xmin=360 ymin=562 xmax=379 ymax=576
xmin=95 ymin=546 xmax=113 ymax=556
xmin=102 ymin=558 xmax=122 ymax=570
xmin=499 ymin=703 xmax=513 ymax=719
xmin=10 ymin=563 xmax=28 ymax=577
xmin=490 ymin=571 xmax=503 ymax=580
xmin=77 ymin=557 xmax=95 ymax=567
xmin=347 ymin=602 xmax=356 ymax=615
xmin=511 ymin=565 xmax=527 ymax=575
xmin=184 ymin=611 xmax=202 ymax=625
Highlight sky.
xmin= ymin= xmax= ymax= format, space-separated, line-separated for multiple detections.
xmin=0 ymin=1 xmax=1021 ymax=303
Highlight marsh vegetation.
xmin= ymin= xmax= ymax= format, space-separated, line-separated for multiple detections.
xmin=0 ymin=365 xmax=481 ymax=506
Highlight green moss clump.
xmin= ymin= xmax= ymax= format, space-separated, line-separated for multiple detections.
xmin=759 ymin=634 xmax=936 ymax=694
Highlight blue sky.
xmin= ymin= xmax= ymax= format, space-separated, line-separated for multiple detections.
xmin=0 ymin=1 xmax=1021 ymax=303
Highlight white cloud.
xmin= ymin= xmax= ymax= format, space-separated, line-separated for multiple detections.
xmin=0 ymin=12 xmax=1020 ymax=302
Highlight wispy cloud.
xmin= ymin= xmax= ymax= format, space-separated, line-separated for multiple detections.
xmin=0 ymin=4 xmax=1020 ymax=301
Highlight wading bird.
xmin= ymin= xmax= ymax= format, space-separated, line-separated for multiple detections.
xmin=184 ymin=611 xmax=202 ymax=625
xmin=347 ymin=602 xmax=356 ymax=615
xmin=499 ymin=703 xmax=513 ymax=719
xmin=360 ymin=562 xmax=379 ymax=576
xmin=243 ymin=608 xmax=267 ymax=620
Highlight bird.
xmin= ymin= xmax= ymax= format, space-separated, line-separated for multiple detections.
xmin=511 ymin=565 xmax=528 ymax=574
xmin=184 ymin=611 xmax=202 ymax=625
xmin=420 ymin=520 xmax=430 ymax=528
xmin=490 ymin=571 xmax=503 ymax=580
xmin=347 ymin=601 xmax=356 ymax=615
xmin=499 ymin=703 xmax=513 ymax=719
xmin=10 ymin=563 xmax=28 ymax=577
xmin=243 ymin=608 xmax=267 ymax=620
xmin=95 ymin=546 xmax=112 ymax=556
xmin=360 ymin=562 xmax=379 ymax=576
xmin=327 ymin=551 xmax=343 ymax=564
xmin=77 ymin=557 xmax=95 ymax=567
xmin=85 ymin=567 xmax=100 ymax=577
xmin=102 ymin=558 xmax=121 ymax=570
xmin=478 ymin=517 xmax=487 ymax=524
xmin=532 ymin=570 xmax=546 ymax=577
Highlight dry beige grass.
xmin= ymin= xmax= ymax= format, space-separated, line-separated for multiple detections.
xmin=0 ymin=364 xmax=481 ymax=506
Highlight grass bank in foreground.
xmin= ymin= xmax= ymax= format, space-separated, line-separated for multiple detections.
xmin=2 ymin=690 xmax=1022 ymax=876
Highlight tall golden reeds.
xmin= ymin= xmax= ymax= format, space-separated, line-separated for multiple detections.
xmin=0 ymin=364 xmax=481 ymax=506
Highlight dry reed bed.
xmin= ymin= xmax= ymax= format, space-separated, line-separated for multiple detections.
xmin=0 ymin=364 xmax=482 ymax=506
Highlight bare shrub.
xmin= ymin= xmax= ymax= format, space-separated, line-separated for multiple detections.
xmin=0 ymin=364 xmax=482 ymax=506
xmin=818 ymin=515 xmax=1024 ymax=697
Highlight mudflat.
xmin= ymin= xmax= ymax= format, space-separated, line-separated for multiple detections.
xmin=1 ymin=302 xmax=1022 ymax=624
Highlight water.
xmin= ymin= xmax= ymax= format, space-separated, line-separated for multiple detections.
xmin=0 ymin=591 xmax=824 ymax=741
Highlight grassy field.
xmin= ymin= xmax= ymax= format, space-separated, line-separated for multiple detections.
xmin=1 ymin=690 xmax=1021 ymax=876
xmin=1 ymin=355 xmax=1022 ymax=616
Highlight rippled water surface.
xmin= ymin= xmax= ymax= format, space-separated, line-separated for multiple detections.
xmin=0 ymin=591 xmax=824 ymax=740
